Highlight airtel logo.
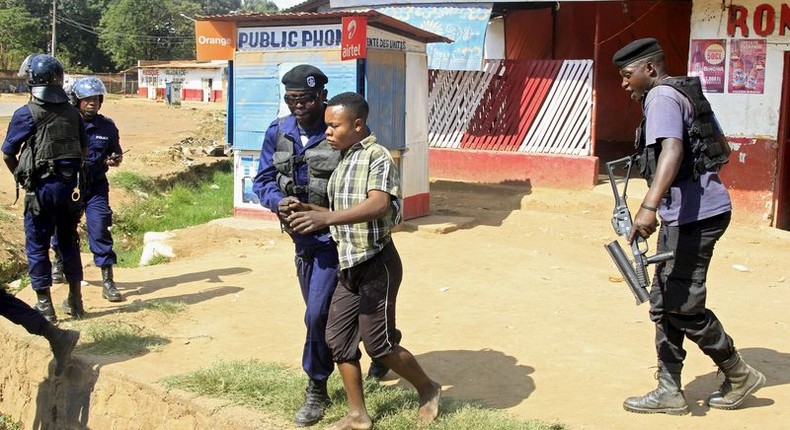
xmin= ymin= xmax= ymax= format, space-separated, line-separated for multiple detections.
xmin=347 ymin=20 xmax=357 ymax=39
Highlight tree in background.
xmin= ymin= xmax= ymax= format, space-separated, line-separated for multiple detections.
xmin=0 ymin=5 xmax=42 ymax=70
xmin=240 ymin=0 xmax=279 ymax=13
xmin=56 ymin=0 xmax=115 ymax=72
xmin=99 ymin=0 xmax=200 ymax=70
xmin=1 ymin=0 xmax=280 ymax=73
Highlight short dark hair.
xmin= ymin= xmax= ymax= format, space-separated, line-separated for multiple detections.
xmin=327 ymin=92 xmax=369 ymax=121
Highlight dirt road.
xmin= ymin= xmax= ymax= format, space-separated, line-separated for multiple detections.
xmin=1 ymin=94 xmax=788 ymax=429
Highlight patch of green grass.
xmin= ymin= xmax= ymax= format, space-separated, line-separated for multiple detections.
xmin=76 ymin=320 xmax=169 ymax=355
xmin=110 ymin=171 xmax=156 ymax=193
xmin=146 ymin=253 xmax=171 ymax=266
xmin=145 ymin=300 xmax=187 ymax=315
xmin=162 ymin=361 xmax=566 ymax=430
xmin=112 ymin=163 xmax=233 ymax=267
xmin=0 ymin=413 xmax=22 ymax=430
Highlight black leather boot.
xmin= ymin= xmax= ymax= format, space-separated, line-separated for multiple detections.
xmin=368 ymin=328 xmax=402 ymax=379
xmin=294 ymin=378 xmax=331 ymax=426
xmin=51 ymin=250 xmax=65 ymax=284
xmin=707 ymin=351 xmax=765 ymax=409
xmin=101 ymin=266 xmax=122 ymax=302
xmin=35 ymin=288 xmax=57 ymax=323
xmin=62 ymin=280 xmax=85 ymax=318
xmin=623 ymin=362 xmax=689 ymax=415
xmin=42 ymin=323 xmax=80 ymax=376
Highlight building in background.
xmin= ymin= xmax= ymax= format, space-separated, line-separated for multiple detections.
xmin=136 ymin=60 xmax=227 ymax=103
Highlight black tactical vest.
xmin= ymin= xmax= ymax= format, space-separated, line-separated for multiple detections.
xmin=28 ymin=101 xmax=83 ymax=166
xmin=272 ymin=118 xmax=340 ymax=208
xmin=635 ymin=76 xmax=729 ymax=185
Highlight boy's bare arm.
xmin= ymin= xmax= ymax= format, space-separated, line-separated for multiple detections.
xmin=287 ymin=190 xmax=390 ymax=234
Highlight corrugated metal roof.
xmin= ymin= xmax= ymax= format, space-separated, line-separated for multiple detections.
xmin=193 ymin=10 xmax=452 ymax=44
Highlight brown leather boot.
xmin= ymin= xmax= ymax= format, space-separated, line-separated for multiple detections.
xmin=623 ymin=362 xmax=689 ymax=415
xmin=707 ymin=352 xmax=765 ymax=409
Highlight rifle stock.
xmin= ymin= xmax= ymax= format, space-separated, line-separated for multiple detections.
xmin=604 ymin=156 xmax=674 ymax=305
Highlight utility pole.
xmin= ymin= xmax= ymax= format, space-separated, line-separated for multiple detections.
xmin=51 ymin=0 xmax=57 ymax=56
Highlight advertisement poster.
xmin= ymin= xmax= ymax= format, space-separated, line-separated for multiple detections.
xmin=689 ymin=39 xmax=726 ymax=93
xmin=728 ymin=39 xmax=766 ymax=94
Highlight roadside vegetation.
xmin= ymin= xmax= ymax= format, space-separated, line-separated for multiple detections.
xmin=108 ymin=160 xmax=233 ymax=267
xmin=163 ymin=361 xmax=566 ymax=430
xmin=74 ymin=319 xmax=169 ymax=355
xmin=0 ymin=414 xmax=21 ymax=430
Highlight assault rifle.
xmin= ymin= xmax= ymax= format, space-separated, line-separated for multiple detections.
xmin=604 ymin=156 xmax=674 ymax=305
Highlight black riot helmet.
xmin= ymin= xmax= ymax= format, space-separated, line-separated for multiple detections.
xmin=18 ymin=53 xmax=69 ymax=103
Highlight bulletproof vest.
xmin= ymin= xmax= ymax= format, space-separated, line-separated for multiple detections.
xmin=28 ymin=101 xmax=83 ymax=167
xmin=634 ymin=76 xmax=728 ymax=185
xmin=272 ymin=118 xmax=340 ymax=208
xmin=14 ymin=101 xmax=82 ymax=191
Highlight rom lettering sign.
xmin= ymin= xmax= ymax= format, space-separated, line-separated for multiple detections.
xmin=727 ymin=3 xmax=790 ymax=37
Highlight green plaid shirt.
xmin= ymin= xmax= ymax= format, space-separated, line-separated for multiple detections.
xmin=328 ymin=134 xmax=402 ymax=269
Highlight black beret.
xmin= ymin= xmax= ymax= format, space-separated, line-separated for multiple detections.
xmin=612 ymin=38 xmax=664 ymax=69
xmin=282 ymin=64 xmax=328 ymax=91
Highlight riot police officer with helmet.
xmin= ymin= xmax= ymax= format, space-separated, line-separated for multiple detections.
xmin=2 ymin=53 xmax=87 ymax=322
xmin=52 ymin=76 xmax=123 ymax=303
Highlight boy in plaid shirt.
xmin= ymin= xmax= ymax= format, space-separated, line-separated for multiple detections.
xmin=287 ymin=92 xmax=441 ymax=429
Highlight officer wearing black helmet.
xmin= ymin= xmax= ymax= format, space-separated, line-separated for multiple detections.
xmin=51 ymin=76 xmax=123 ymax=304
xmin=2 ymin=53 xmax=87 ymax=322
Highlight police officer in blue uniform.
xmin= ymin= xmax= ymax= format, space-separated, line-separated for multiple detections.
xmin=2 ymin=54 xmax=87 ymax=322
xmin=52 ymin=76 xmax=123 ymax=303
xmin=253 ymin=64 xmax=339 ymax=427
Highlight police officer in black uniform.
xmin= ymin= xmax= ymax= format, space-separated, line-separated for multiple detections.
xmin=2 ymin=54 xmax=87 ymax=322
xmin=613 ymin=38 xmax=764 ymax=415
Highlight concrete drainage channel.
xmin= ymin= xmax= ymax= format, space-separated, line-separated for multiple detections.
xmin=0 ymin=330 xmax=291 ymax=430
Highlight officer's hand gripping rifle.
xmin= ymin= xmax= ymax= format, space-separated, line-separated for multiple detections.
xmin=604 ymin=156 xmax=674 ymax=305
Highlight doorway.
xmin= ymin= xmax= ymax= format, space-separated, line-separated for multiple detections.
xmin=775 ymin=52 xmax=790 ymax=230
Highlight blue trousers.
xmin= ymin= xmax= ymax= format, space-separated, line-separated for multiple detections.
xmin=25 ymin=177 xmax=83 ymax=291
xmin=53 ymin=187 xmax=116 ymax=267
xmin=0 ymin=288 xmax=47 ymax=335
xmin=294 ymin=238 xmax=338 ymax=381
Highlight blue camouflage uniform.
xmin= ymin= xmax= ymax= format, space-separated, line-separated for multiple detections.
xmin=52 ymin=114 xmax=121 ymax=267
xmin=252 ymin=115 xmax=338 ymax=382
xmin=2 ymin=104 xmax=86 ymax=291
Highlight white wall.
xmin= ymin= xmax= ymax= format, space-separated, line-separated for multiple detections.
xmin=692 ymin=0 xmax=787 ymax=139
xmin=484 ymin=17 xmax=505 ymax=60
xmin=137 ymin=68 xmax=224 ymax=91
xmin=404 ymin=51 xmax=430 ymax=198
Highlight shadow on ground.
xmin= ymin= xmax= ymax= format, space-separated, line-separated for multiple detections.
xmin=385 ymin=348 xmax=535 ymax=409
xmin=429 ymin=180 xmax=532 ymax=228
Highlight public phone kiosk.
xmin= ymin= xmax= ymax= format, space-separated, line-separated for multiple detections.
xmin=193 ymin=10 xmax=449 ymax=221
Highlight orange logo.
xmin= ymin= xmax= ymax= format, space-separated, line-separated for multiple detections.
xmin=196 ymin=21 xmax=236 ymax=60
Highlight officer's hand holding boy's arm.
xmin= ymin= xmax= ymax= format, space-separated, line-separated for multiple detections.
xmin=277 ymin=196 xmax=301 ymax=217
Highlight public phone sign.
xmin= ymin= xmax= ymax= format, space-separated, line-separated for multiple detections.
xmin=341 ymin=16 xmax=367 ymax=61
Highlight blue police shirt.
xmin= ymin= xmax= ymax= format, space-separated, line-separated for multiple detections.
xmin=253 ymin=114 xmax=327 ymax=212
xmin=252 ymin=114 xmax=331 ymax=244
xmin=2 ymin=104 xmax=86 ymax=167
xmin=84 ymin=114 xmax=122 ymax=186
